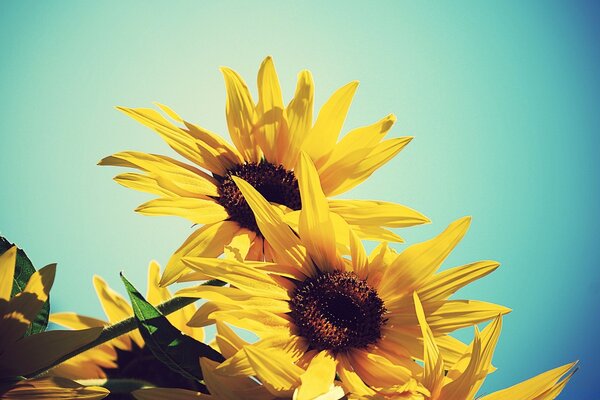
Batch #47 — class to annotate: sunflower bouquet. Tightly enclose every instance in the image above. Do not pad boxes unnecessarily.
[0,57,576,399]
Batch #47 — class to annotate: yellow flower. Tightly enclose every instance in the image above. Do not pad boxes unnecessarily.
[100,56,429,286]
[342,293,577,400]
[0,245,108,399]
[177,154,509,398]
[50,261,204,391]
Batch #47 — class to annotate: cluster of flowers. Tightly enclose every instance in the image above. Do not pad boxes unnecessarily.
[0,57,576,399]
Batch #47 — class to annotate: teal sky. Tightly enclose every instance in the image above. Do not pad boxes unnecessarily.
[1,1,598,397]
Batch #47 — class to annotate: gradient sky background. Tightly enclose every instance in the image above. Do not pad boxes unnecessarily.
[1,1,598,397]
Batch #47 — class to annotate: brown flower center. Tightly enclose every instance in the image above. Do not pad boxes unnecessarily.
[289,271,387,353]
[216,161,302,235]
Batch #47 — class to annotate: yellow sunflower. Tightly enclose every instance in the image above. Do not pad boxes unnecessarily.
[132,321,345,400]
[99,56,429,286]
[0,245,108,399]
[176,153,509,395]
[341,293,577,399]
[50,261,204,392]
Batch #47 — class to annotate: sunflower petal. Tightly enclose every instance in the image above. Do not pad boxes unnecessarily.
[297,152,339,272]
[328,199,429,228]
[378,217,471,300]
[0,246,17,301]
[232,176,314,276]
[161,221,240,286]
[115,107,229,175]
[221,67,259,162]
[302,81,359,163]
[413,292,444,397]
[480,362,578,400]
[255,56,286,164]
[1,377,109,399]
[135,197,228,225]
[244,346,303,396]
[283,70,314,169]
[0,327,102,378]
[322,136,412,197]
[418,261,500,303]
[296,351,337,400]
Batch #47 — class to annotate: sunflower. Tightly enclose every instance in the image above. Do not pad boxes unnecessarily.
[99,56,429,286]
[131,321,345,400]
[50,261,204,393]
[0,245,108,399]
[176,153,509,395]
[341,293,577,399]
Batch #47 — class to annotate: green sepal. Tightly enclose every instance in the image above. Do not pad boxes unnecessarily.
[0,236,50,335]
[120,273,224,383]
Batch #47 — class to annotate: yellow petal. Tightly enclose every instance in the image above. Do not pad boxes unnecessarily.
[1,377,109,399]
[200,358,270,400]
[113,172,177,197]
[161,221,240,286]
[413,293,444,397]
[318,114,396,174]
[282,70,314,169]
[181,257,290,300]
[215,321,248,359]
[349,229,368,280]
[351,224,405,243]
[328,199,429,228]
[244,346,303,396]
[99,151,219,197]
[224,229,256,262]
[378,217,471,301]
[183,119,244,166]
[0,246,17,301]
[321,137,412,197]
[92,276,132,324]
[480,362,578,400]
[135,197,228,225]
[232,176,314,276]
[388,300,510,334]
[442,317,502,400]
[336,354,376,397]
[347,349,413,387]
[302,81,359,163]
[50,313,107,330]
[221,67,259,162]
[115,107,229,175]
[0,327,102,378]
[296,351,337,400]
[255,56,286,164]
[0,264,56,345]
[418,260,500,303]
[297,152,340,272]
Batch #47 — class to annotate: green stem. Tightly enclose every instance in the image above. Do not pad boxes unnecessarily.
[27,279,224,379]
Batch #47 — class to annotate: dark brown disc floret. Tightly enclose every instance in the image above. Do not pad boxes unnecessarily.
[289,270,387,353]
[216,161,301,234]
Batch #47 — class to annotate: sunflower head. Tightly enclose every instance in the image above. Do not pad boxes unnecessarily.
[216,160,301,234]
[289,270,387,353]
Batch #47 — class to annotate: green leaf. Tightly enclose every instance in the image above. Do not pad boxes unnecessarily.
[121,273,224,383]
[0,236,50,335]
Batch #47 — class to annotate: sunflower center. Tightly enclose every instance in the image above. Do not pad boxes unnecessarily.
[216,161,301,234]
[289,270,387,353]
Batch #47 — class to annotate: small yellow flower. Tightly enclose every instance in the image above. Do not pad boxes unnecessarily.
[100,56,429,286]
[50,261,203,391]
[177,154,509,398]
